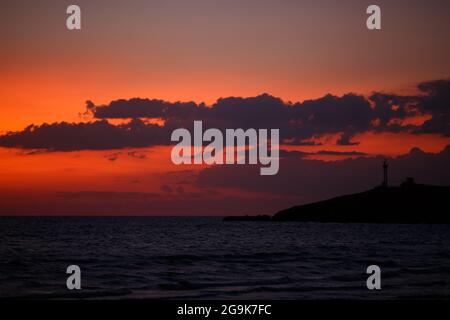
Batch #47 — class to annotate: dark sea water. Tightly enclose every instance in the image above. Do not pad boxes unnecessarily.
[0,217,449,300]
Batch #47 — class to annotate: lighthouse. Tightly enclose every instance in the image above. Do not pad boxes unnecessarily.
[382,159,388,187]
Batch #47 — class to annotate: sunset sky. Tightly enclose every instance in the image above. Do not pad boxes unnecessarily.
[1,0,449,215]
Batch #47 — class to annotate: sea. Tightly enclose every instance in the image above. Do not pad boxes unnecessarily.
[0,217,449,300]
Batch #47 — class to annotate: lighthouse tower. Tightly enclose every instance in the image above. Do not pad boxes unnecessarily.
[382,159,388,187]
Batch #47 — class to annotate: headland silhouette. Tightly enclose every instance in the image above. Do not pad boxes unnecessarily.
[224,161,450,224]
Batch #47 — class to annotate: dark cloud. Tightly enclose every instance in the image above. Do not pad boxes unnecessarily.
[61,191,160,199]
[417,79,450,114]
[87,98,203,120]
[291,94,373,139]
[279,150,309,158]
[336,133,360,146]
[1,79,449,151]
[278,149,367,158]
[0,119,168,151]
[369,92,419,127]
[315,150,367,156]
[160,184,173,193]
[414,79,450,136]
[107,153,119,161]
[104,150,149,161]
[175,186,184,194]
[127,151,148,159]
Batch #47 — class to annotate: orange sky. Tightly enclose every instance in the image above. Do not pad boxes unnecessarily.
[2,0,450,132]
[1,0,450,214]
